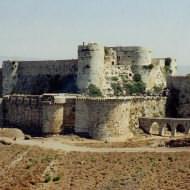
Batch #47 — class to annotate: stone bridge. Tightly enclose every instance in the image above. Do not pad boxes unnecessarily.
[139,117,190,137]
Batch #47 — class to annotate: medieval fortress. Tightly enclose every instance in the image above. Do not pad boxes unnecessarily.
[77,43,176,96]
[0,42,190,141]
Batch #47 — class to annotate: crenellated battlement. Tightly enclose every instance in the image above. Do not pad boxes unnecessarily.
[75,96,166,102]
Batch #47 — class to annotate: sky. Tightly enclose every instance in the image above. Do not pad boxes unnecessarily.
[0,0,190,71]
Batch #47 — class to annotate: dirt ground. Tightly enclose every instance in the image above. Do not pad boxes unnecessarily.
[0,142,190,190]
[38,134,190,148]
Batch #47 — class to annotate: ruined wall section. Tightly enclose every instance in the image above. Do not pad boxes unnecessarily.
[103,47,133,96]
[101,46,176,96]
[75,97,166,140]
[2,60,78,95]
[134,58,177,92]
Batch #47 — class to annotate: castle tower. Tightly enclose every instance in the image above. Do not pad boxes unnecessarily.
[113,46,152,66]
[77,43,105,93]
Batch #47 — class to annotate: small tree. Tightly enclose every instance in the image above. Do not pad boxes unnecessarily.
[111,76,119,81]
[123,81,145,95]
[153,85,163,94]
[133,81,146,94]
[111,83,123,96]
[133,73,141,82]
[87,84,102,97]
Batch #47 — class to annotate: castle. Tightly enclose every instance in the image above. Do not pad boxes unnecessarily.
[77,43,176,96]
[3,43,176,96]
[1,42,189,141]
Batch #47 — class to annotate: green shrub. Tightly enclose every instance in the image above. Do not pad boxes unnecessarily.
[111,76,119,81]
[143,64,154,70]
[121,75,129,83]
[44,175,51,183]
[53,176,61,182]
[88,84,102,97]
[111,83,123,96]
[165,65,172,74]
[133,73,142,82]
[153,86,163,94]
[123,81,145,95]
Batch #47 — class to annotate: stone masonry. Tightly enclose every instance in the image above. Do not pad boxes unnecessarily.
[2,43,176,97]
[2,60,78,96]
[2,94,76,136]
[75,96,166,140]
[0,43,182,140]
[139,117,190,137]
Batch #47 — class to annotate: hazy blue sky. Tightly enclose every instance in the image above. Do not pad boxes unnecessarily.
[0,0,190,67]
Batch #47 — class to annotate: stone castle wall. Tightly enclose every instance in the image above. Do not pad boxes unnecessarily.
[3,95,42,135]
[112,46,152,66]
[137,58,177,92]
[2,60,78,95]
[77,43,176,96]
[0,94,166,139]
[167,76,190,117]
[2,94,76,136]
[1,43,176,97]
[75,97,166,140]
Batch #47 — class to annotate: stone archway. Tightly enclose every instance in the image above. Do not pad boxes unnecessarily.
[165,123,172,136]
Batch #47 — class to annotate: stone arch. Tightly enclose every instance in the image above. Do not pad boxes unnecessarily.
[176,123,185,133]
[165,123,172,136]
[149,121,160,135]
[166,123,172,131]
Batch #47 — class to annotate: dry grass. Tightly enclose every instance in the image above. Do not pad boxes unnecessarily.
[0,144,190,190]
[72,138,157,148]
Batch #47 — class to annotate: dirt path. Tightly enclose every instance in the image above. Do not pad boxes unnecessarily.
[9,138,190,153]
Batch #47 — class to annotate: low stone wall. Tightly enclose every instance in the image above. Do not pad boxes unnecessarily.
[75,96,166,140]
[2,94,76,136]
[3,95,42,135]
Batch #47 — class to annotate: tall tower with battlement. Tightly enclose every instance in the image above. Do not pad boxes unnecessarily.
[77,43,105,93]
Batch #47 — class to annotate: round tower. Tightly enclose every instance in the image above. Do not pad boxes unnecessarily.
[132,47,152,66]
[113,46,152,66]
[77,43,105,93]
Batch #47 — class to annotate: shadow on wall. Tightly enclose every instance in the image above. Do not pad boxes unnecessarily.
[16,74,79,95]
[166,88,180,117]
